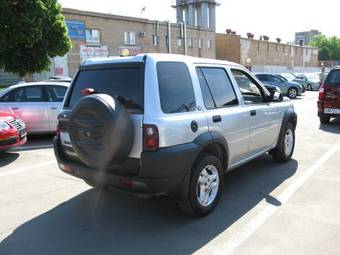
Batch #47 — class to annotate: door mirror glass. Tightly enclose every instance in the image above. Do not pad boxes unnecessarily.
[270,90,283,102]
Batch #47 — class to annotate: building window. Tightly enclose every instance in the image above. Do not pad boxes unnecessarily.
[86,29,101,45]
[188,38,193,48]
[198,38,203,49]
[124,32,136,45]
[165,36,169,46]
[153,34,158,46]
[194,8,198,26]
[177,38,182,47]
[207,39,212,49]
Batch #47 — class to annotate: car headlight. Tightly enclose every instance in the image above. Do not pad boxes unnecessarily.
[0,121,10,130]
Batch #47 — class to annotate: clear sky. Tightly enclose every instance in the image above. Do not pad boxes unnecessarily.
[58,0,339,43]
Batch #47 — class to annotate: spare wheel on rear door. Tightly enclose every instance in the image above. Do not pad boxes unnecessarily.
[68,94,133,169]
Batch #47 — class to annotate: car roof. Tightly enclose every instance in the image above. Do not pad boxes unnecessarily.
[81,53,244,69]
[0,81,69,97]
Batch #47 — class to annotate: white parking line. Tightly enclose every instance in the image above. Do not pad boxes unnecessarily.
[0,161,55,177]
[212,140,340,255]
[10,144,53,152]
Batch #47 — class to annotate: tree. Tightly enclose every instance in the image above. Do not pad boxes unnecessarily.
[310,34,340,61]
[0,0,71,78]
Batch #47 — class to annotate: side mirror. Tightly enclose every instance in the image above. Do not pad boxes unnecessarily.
[270,90,283,102]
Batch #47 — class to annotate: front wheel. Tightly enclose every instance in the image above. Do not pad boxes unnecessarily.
[307,84,312,91]
[271,122,295,163]
[178,154,224,217]
[287,88,298,99]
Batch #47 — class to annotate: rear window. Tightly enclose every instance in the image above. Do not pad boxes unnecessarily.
[67,66,144,111]
[325,70,340,86]
[157,62,196,114]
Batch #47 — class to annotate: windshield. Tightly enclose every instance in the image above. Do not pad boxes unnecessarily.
[305,73,320,82]
[67,66,144,111]
[325,70,340,86]
[280,73,295,81]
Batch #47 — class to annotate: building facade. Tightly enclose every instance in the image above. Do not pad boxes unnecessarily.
[295,30,321,46]
[216,33,319,73]
[62,8,216,77]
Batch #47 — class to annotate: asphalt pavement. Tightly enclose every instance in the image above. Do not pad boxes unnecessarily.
[0,91,339,255]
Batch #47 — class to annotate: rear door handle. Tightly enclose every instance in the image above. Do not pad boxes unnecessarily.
[12,107,19,110]
[212,115,222,123]
[250,110,257,116]
[50,107,58,110]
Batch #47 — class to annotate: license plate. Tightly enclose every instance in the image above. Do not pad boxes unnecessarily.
[60,132,72,147]
[324,108,340,114]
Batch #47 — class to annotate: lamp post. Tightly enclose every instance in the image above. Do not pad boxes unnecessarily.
[320,62,325,81]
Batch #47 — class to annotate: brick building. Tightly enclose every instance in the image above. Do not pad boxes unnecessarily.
[62,8,216,77]
[216,33,319,73]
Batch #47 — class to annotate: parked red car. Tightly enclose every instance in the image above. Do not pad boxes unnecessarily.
[318,68,340,124]
[0,112,27,151]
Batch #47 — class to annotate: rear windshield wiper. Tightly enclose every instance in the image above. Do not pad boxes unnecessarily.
[115,95,143,110]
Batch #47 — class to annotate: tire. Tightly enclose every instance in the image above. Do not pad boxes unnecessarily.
[68,94,133,169]
[178,153,224,217]
[307,84,312,91]
[319,115,330,124]
[287,88,298,99]
[271,122,295,163]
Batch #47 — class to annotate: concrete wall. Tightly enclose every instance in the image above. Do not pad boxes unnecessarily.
[216,34,319,73]
[63,8,216,77]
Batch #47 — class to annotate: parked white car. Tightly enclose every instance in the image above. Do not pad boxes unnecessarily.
[0,82,69,134]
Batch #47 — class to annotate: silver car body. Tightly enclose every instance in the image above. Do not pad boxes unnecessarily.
[60,54,294,171]
[295,73,320,90]
[0,82,69,133]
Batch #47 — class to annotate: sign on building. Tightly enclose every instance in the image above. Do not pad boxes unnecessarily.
[66,20,86,40]
[54,55,69,77]
[80,45,109,63]
[118,46,143,56]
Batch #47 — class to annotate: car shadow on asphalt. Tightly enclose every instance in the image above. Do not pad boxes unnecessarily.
[11,134,54,152]
[0,155,298,255]
[319,118,340,134]
[0,152,20,168]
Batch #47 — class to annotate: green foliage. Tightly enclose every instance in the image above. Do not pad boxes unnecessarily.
[310,34,340,61]
[0,0,72,77]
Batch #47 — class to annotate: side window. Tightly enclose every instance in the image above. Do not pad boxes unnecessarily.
[24,86,44,102]
[267,75,281,83]
[197,67,238,108]
[157,62,196,114]
[46,86,67,102]
[256,74,268,82]
[196,68,215,109]
[231,69,264,104]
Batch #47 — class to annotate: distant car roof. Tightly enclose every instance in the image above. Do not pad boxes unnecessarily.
[0,81,69,97]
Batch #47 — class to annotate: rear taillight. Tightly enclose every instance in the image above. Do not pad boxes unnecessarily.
[319,83,325,100]
[81,88,96,96]
[143,124,159,151]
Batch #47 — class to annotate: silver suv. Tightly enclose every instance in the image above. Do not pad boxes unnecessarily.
[54,54,297,217]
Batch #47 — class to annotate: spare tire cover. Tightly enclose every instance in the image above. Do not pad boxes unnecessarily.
[68,94,133,169]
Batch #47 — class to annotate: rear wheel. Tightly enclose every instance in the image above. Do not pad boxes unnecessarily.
[319,115,330,124]
[287,88,298,99]
[178,154,223,217]
[271,122,295,163]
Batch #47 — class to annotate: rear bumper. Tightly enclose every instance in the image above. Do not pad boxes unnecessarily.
[318,100,340,116]
[53,136,199,195]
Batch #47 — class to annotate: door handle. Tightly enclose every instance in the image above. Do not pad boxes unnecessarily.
[212,115,222,123]
[250,110,257,116]
[50,107,58,110]
[11,107,19,110]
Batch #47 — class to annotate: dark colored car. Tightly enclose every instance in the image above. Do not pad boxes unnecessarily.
[255,73,304,99]
[0,111,27,151]
[318,68,340,123]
